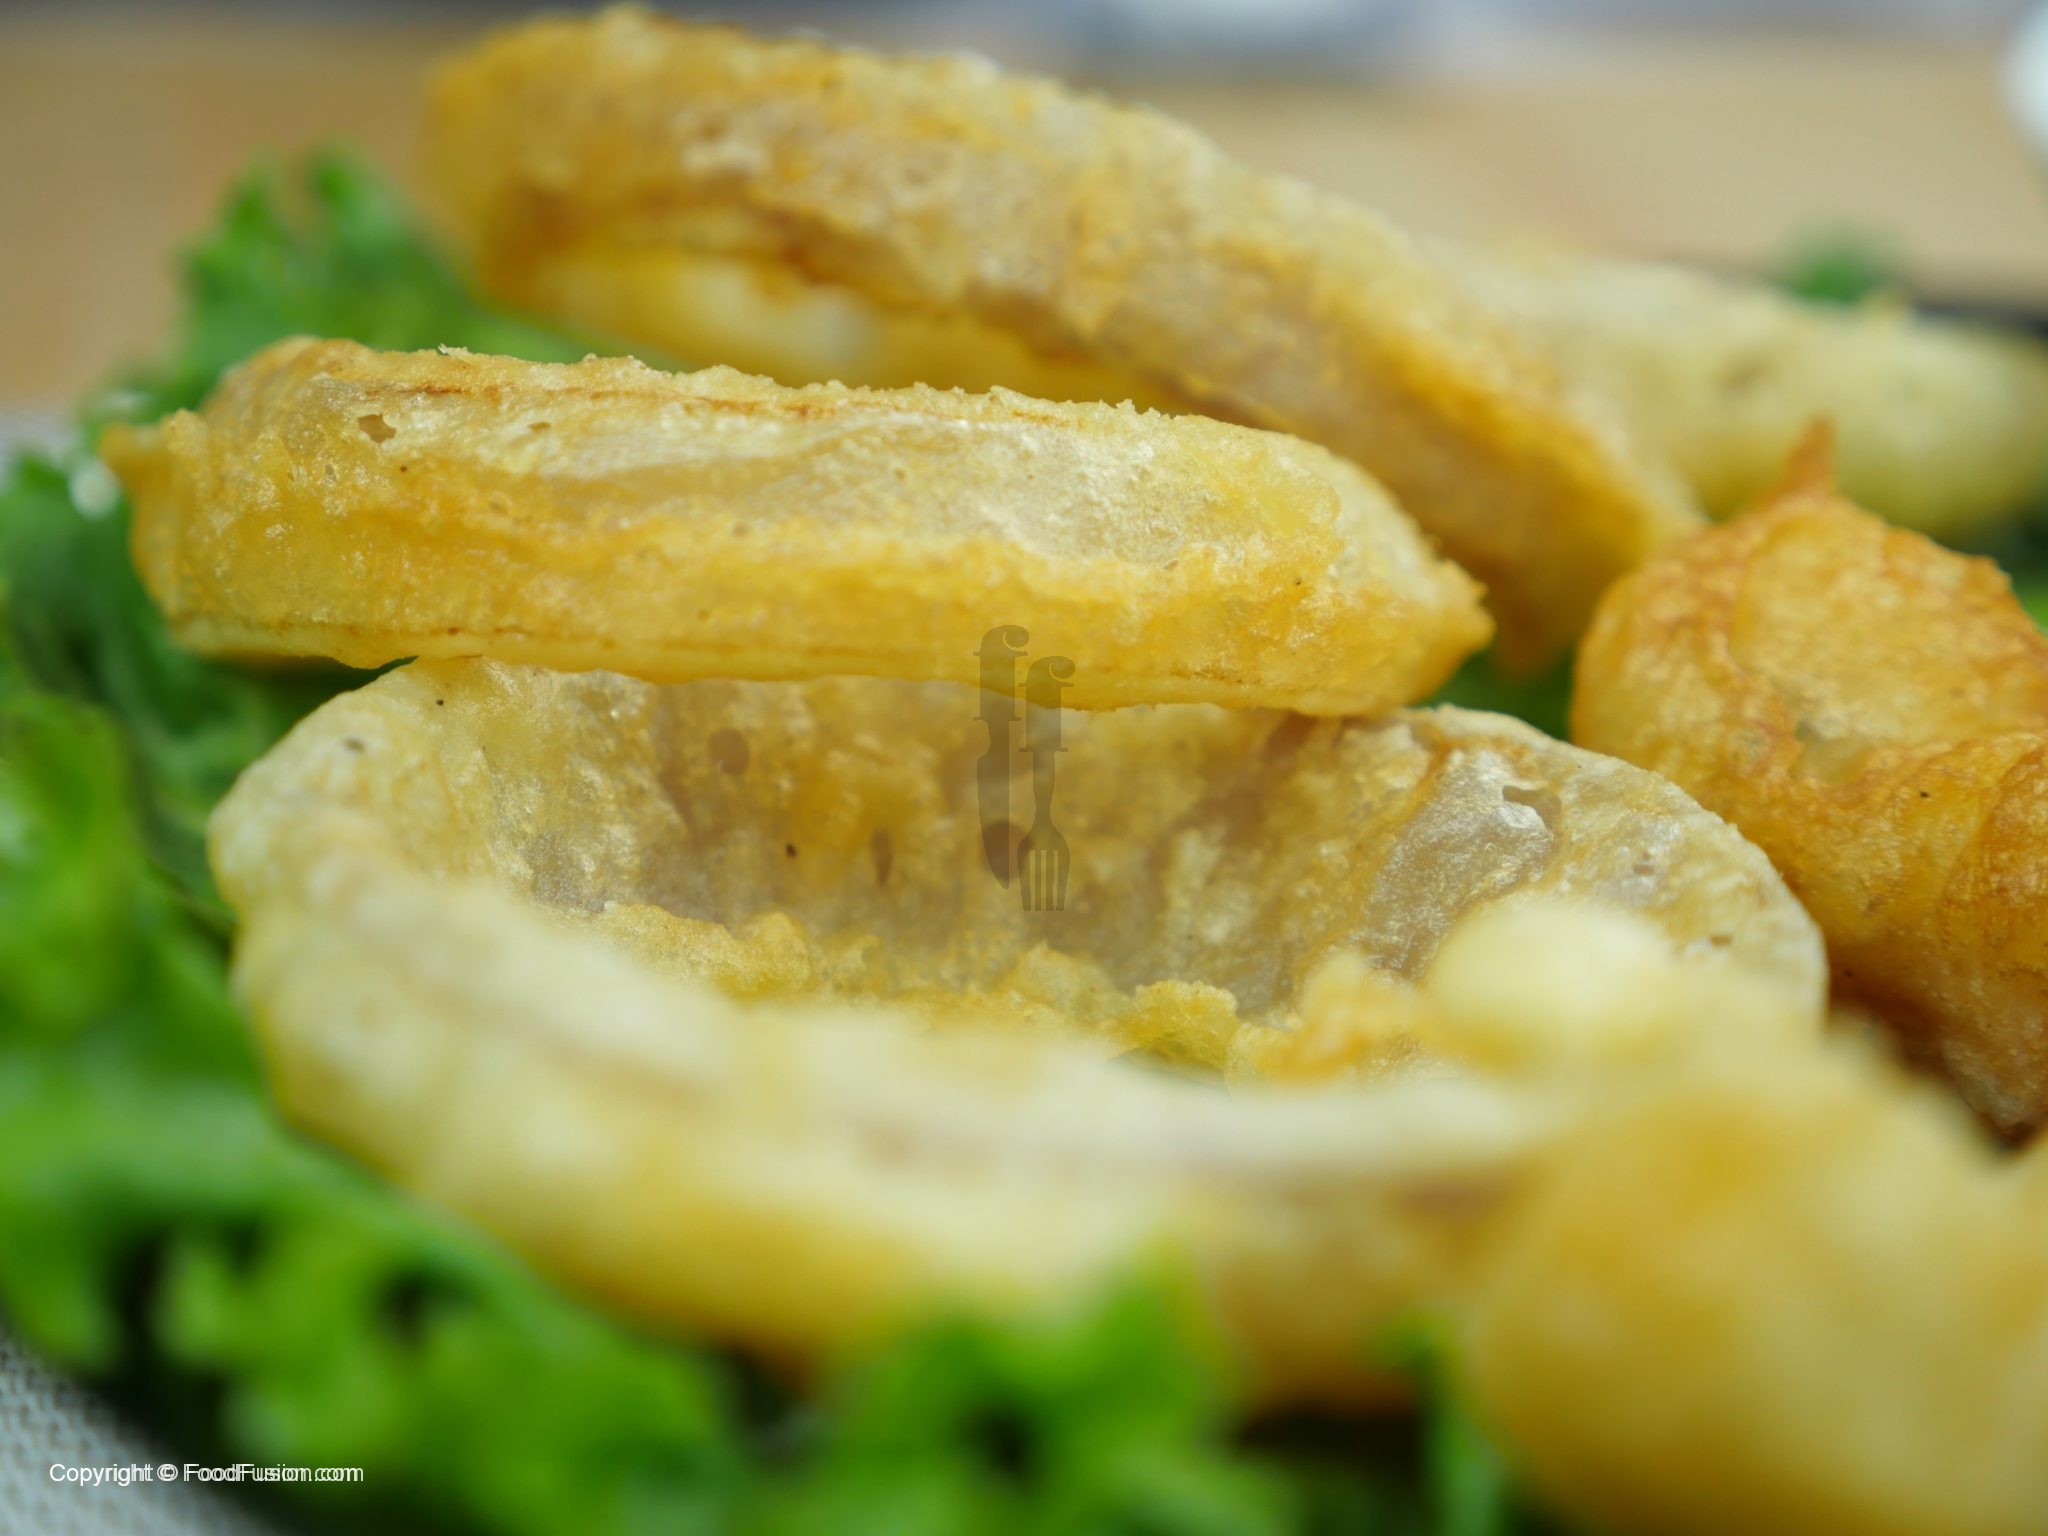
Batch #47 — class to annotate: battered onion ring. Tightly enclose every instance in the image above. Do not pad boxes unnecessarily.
[208,660,1822,1401]
[423,7,1700,666]
[101,338,1487,716]
[1574,437,2048,1133]
[1444,242,2048,542]
[502,240,1196,417]
[1467,1045,2048,1536]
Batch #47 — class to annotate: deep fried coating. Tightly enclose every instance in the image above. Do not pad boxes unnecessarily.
[1574,439,2048,1132]
[208,660,1822,1399]
[507,241,1195,414]
[521,220,2048,549]
[1466,1044,2048,1536]
[424,7,1700,666]
[1447,242,2048,541]
[1218,899,1816,1086]
[101,337,1487,715]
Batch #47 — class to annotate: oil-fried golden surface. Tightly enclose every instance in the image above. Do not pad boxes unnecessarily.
[1574,441,2048,1133]
[1467,1046,2048,1536]
[507,241,1195,415]
[102,338,1487,714]
[424,7,1701,666]
[1448,243,2048,542]
[208,659,1822,1400]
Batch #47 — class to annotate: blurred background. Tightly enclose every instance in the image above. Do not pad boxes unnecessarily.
[7,0,2048,409]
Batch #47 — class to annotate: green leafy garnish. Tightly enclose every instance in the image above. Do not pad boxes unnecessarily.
[0,447,348,923]
[100,151,590,431]
[1774,229,1901,308]
[2,151,599,917]
[1426,649,1574,741]
[1377,1322,1551,1536]
[756,1288,1293,1536]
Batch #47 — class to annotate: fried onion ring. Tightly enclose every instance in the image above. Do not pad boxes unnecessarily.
[1574,437,2048,1133]
[498,239,1196,416]
[102,337,1486,715]
[423,7,1700,666]
[1468,1045,2048,1536]
[1445,242,2048,542]
[208,660,1822,1400]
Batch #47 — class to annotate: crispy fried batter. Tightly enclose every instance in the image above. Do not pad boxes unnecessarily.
[1574,438,2048,1132]
[423,7,1700,666]
[1467,1045,2048,1536]
[506,240,1195,414]
[101,337,1487,715]
[1447,243,2048,542]
[1218,899,1814,1086]
[208,660,1822,1399]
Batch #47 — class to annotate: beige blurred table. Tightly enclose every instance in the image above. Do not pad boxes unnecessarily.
[8,9,2048,406]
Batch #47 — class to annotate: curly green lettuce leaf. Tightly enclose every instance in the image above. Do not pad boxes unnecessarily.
[1377,1321,1564,1536]
[0,1065,744,1536]
[1,152,622,918]
[0,448,349,923]
[755,1287,1293,1536]
[0,676,255,1079]
[98,151,592,430]
[1774,228,1902,308]
[1425,649,1573,740]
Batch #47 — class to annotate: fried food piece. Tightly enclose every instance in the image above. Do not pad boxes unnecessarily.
[1466,1044,2048,1536]
[1214,898,1816,1086]
[424,7,1700,666]
[209,660,1822,1399]
[508,240,1195,414]
[101,337,1487,716]
[1447,242,2048,542]
[538,231,2048,549]
[1574,437,2048,1133]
